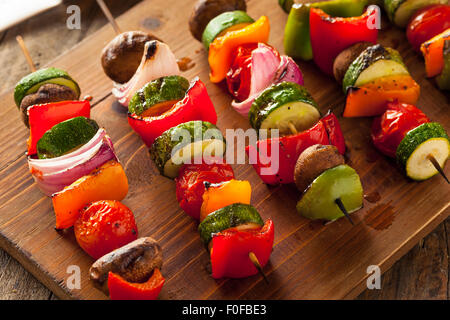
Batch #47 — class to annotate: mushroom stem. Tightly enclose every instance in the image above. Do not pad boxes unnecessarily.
[16,36,36,72]
[96,0,122,35]
[335,198,354,225]
[248,252,269,284]
[288,122,298,135]
[427,154,449,184]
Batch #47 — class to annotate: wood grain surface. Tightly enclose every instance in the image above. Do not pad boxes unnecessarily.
[0,0,448,300]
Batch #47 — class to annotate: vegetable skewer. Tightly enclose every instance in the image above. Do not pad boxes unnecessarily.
[294,144,363,222]
[372,102,449,182]
[280,1,449,182]
[96,17,276,280]
[14,39,165,300]
[188,1,347,180]
[188,0,364,225]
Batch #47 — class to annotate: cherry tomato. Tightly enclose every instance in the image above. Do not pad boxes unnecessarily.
[407,5,450,52]
[226,43,259,101]
[74,200,138,259]
[175,160,234,220]
[371,102,430,158]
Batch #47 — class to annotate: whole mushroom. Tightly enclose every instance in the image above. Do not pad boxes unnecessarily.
[189,0,247,41]
[89,237,163,294]
[20,83,79,127]
[294,144,345,193]
[101,31,161,84]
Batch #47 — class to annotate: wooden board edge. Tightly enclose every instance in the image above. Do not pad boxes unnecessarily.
[0,230,74,300]
[1,203,447,300]
[342,203,449,300]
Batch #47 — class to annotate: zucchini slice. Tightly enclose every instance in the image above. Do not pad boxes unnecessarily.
[198,203,264,245]
[249,82,319,136]
[14,68,80,107]
[150,121,226,179]
[202,11,254,50]
[396,122,450,181]
[37,117,99,159]
[385,0,448,28]
[128,76,190,116]
[354,59,409,87]
[296,164,363,221]
[343,45,407,93]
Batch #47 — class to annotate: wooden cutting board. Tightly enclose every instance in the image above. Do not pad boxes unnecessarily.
[0,0,448,300]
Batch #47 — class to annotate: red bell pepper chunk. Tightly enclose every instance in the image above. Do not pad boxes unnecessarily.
[246,120,329,185]
[108,268,165,300]
[371,102,430,158]
[128,78,217,147]
[321,111,346,155]
[175,160,235,220]
[27,100,91,155]
[210,219,274,279]
[309,7,378,75]
[226,43,260,102]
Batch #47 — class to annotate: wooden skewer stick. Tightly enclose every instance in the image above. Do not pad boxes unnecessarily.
[16,35,36,72]
[335,198,354,225]
[248,252,269,284]
[288,122,298,135]
[96,0,122,35]
[428,154,449,184]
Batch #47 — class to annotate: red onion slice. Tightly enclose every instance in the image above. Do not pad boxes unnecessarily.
[112,40,180,107]
[231,44,304,118]
[28,129,118,196]
[28,129,107,174]
[231,43,280,117]
[275,56,304,86]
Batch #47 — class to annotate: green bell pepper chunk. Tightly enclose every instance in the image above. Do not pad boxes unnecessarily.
[279,0,296,13]
[284,0,368,61]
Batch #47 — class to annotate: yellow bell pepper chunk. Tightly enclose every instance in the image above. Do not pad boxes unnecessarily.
[208,16,270,83]
[200,179,252,222]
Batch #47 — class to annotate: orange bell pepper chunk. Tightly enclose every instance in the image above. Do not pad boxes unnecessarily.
[343,75,420,118]
[52,160,128,230]
[200,179,252,222]
[208,16,270,83]
[420,28,450,78]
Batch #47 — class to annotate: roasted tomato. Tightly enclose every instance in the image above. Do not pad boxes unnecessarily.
[371,102,430,158]
[175,160,234,220]
[407,5,450,52]
[226,43,259,101]
[74,200,138,259]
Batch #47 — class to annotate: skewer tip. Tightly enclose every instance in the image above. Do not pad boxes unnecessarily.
[427,155,449,184]
[248,252,269,284]
[16,35,36,72]
[96,0,122,35]
[335,198,354,225]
